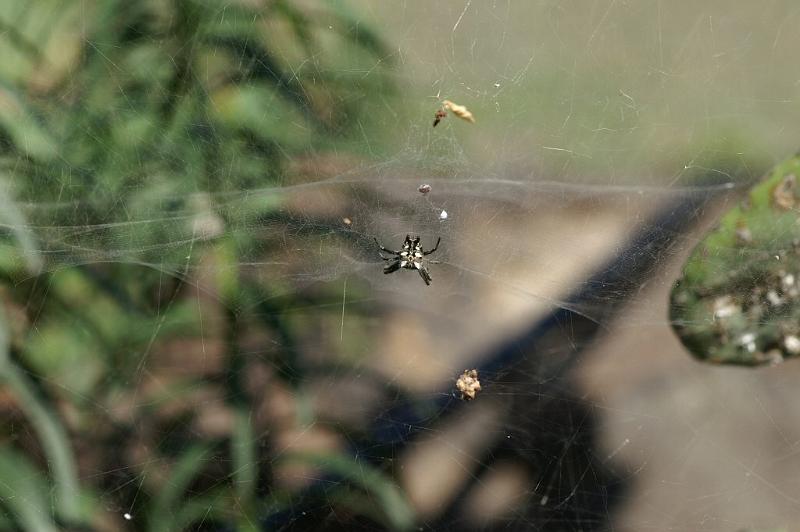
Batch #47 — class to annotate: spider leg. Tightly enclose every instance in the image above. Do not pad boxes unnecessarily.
[383,260,402,274]
[423,237,441,256]
[417,264,432,285]
[374,237,400,256]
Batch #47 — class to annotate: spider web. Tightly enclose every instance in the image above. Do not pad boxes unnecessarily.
[0,2,799,532]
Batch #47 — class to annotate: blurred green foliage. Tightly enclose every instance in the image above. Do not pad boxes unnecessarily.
[0,0,391,261]
[0,1,413,530]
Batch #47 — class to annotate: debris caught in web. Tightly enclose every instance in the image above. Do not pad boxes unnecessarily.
[418,184,432,194]
[439,210,448,220]
[342,217,352,226]
[432,100,475,127]
[455,369,482,401]
[443,100,475,124]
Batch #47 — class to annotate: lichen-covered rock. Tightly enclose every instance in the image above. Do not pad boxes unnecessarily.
[671,154,800,365]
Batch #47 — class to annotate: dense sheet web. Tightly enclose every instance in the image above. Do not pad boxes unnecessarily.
[3,163,733,529]
[1,2,799,532]
[9,168,727,319]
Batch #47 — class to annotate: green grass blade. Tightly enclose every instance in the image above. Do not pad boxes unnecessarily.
[0,299,81,524]
[0,178,43,275]
[170,488,230,531]
[149,443,213,532]
[0,362,82,523]
[231,410,258,532]
[0,446,59,532]
[280,452,415,531]
[326,0,393,60]
[232,410,256,501]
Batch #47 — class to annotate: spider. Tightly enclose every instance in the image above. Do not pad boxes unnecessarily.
[374,234,441,285]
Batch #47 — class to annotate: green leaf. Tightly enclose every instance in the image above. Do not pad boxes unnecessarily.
[0,85,58,162]
[671,153,800,365]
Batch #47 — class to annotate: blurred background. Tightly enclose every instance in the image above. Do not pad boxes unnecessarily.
[0,1,799,531]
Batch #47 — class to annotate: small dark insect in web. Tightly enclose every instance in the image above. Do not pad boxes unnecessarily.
[374,234,441,285]
[432,108,447,127]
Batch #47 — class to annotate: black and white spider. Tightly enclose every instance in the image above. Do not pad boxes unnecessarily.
[374,234,441,285]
